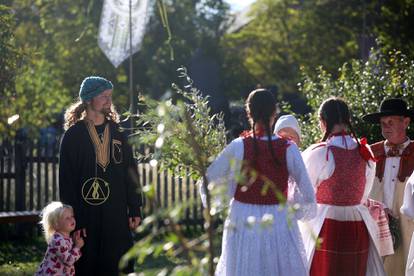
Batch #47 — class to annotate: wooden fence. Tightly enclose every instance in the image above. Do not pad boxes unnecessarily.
[0,138,203,227]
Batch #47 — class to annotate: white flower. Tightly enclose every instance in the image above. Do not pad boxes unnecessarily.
[149,159,158,167]
[163,241,174,251]
[260,213,275,228]
[157,123,165,133]
[262,213,274,223]
[246,216,256,228]
[207,182,215,191]
[293,203,301,211]
[210,207,217,216]
[201,257,209,265]
[155,137,164,148]
[7,114,19,125]
[157,106,166,116]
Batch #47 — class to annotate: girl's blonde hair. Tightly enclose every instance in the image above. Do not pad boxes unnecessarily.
[40,201,73,243]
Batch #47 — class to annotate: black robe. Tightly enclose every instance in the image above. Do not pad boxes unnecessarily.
[59,120,142,276]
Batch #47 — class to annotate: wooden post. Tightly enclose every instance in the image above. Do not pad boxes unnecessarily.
[14,139,26,211]
[14,138,28,237]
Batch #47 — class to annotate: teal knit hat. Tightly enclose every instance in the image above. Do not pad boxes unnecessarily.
[79,76,113,102]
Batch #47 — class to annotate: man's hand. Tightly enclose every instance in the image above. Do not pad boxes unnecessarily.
[128,216,141,230]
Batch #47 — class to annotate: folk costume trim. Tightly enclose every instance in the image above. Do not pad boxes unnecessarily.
[84,120,110,171]
[385,140,407,157]
[371,140,414,182]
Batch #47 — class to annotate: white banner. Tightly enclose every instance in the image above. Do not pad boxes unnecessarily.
[98,0,151,68]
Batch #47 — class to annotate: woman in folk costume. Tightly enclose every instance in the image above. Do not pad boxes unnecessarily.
[300,97,386,276]
[200,89,316,276]
[401,171,414,276]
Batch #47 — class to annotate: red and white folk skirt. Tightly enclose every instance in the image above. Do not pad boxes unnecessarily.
[310,218,370,276]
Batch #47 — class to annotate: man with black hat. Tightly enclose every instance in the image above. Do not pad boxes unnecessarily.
[363,98,414,276]
[59,76,143,275]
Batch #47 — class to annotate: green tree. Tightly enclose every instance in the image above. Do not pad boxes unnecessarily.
[220,0,414,105]
[0,5,21,138]
[133,0,229,99]
[374,0,414,58]
[12,0,123,104]
[1,4,69,139]
[298,48,414,148]
[0,0,120,138]
[221,0,368,99]
[0,0,230,138]
[128,68,227,275]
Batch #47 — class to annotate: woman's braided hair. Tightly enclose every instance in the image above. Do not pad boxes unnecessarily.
[318,97,364,158]
[245,89,279,167]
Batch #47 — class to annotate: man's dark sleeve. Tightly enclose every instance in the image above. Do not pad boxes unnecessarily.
[124,138,143,218]
[59,130,77,208]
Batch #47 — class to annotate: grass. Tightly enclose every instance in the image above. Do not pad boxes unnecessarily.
[0,226,222,276]
[0,235,46,276]
[0,235,178,276]
[133,254,182,275]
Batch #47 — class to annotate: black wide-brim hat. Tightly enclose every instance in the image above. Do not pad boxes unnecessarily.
[362,98,414,124]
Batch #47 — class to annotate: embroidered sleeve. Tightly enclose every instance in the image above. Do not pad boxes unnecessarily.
[302,143,333,188]
[286,143,316,220]
[52,237,82,266]
[199,138,243,208]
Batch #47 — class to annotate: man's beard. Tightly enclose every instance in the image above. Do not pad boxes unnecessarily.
[102,106,111,116]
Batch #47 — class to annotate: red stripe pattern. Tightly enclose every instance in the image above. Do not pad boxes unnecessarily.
[310,219,369,276]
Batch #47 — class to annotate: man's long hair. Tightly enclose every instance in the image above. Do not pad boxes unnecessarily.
[64,100,120,130]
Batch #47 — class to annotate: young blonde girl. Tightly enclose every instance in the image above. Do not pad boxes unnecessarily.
[36,201,84,276]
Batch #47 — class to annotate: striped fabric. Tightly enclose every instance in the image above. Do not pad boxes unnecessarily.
[365,198,394,256]
[310,219,369,276]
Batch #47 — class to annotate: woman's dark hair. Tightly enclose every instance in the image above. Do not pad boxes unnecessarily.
[245,88,279,166]
[318,96,361,148]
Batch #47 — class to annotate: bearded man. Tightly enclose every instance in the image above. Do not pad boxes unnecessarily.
[59,76,142,276]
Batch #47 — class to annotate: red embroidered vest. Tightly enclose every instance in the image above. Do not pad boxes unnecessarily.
[316,147,366,206]
[371,141,414,182]
[234,136,290,205]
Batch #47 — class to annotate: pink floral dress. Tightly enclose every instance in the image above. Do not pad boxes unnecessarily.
[36,232,81,275]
